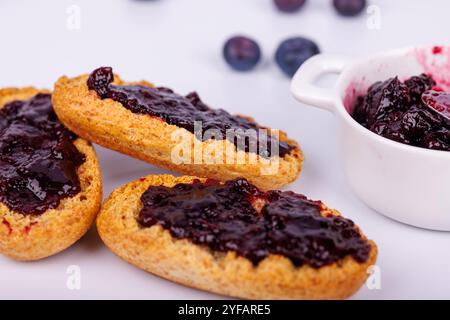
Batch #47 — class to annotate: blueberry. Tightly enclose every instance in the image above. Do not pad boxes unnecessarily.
[275,37,320,77]
[223,36,261,71]
[274,0,306,13]
[332,0,366,17]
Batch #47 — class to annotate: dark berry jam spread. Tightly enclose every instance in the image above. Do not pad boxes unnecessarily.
[138,178,371,268]
[87,67,295,158]
[422,90,450,121]
[0,93,85,215]
[352,74,450,151]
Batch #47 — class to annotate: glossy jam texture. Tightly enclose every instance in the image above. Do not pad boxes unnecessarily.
[0,94,85,215]
[87,67,295,158]
[138,178,371,268]
[352,74,450,151]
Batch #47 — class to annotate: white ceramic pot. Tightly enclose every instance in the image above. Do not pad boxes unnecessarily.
[290,45,450,231]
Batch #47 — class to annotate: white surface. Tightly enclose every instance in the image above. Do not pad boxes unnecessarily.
[0,0,449,300]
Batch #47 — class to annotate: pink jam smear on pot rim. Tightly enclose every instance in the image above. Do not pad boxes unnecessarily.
[344,46,450,112]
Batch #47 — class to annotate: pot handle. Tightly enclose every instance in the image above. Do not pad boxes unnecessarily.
[290,54,349,113]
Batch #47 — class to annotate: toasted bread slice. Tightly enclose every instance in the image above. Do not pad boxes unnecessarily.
[97,174,377,300]
[52,72,303,190]
[0,88,102,261]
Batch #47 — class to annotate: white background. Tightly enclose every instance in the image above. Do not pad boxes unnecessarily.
[0,0,449,299]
